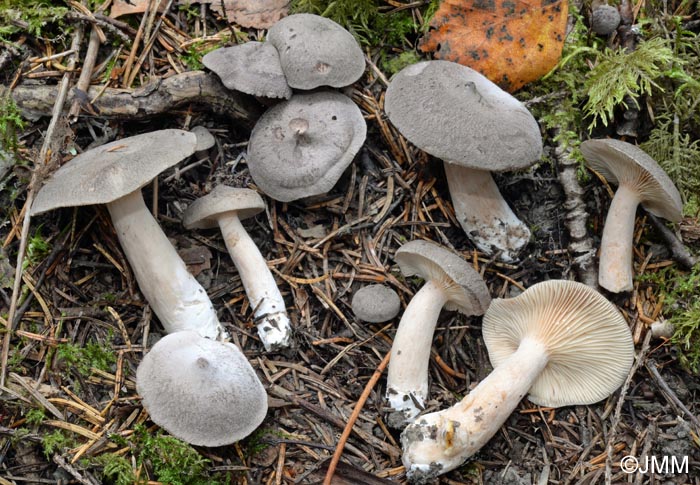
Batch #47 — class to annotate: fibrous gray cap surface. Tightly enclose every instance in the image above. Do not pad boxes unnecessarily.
[136,331,268,447]
[580,139,683,222]
[31,129,196,215]
[384,60,542,172]
[202,42,292,99]
[268,13,365,90]
[183,185,265,230]
[247,91,367,202]
[351,284,401,323]
[483,280,634,407]
[395,240,491,315]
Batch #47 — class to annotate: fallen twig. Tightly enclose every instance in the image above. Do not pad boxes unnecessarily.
[552,134,598,287]
[646,359,700,430]
[323,350,391,485]
[647,213,697,269]
[4,71,260,126]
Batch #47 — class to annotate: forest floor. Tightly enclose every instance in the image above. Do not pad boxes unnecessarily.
[1,0,700,484]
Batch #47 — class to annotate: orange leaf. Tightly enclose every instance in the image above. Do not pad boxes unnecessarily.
[419,0,568,92]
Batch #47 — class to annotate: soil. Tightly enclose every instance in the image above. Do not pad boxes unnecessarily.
[1,2,700,485]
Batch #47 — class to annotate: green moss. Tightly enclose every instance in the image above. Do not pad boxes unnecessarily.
[25,408,46,426]
[0,95,25,152]
[23,227,51,269]
[42,430,74,457]
[382,50,421,75]
[56,340,116,377]
[91,454,136,485]
[0,0,68,39]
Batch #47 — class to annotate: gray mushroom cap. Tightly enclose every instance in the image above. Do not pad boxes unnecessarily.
[31,129,196,215]
[247,91,367,202]
[136,331,268,447]
[483,280,634,407]
[580,139,683,222]
[352,284,401,323]
[395,240,491,315]
[191,126,216,152]
[183,185,265,230]
[202,42,292,99]
[384,60,542,172]
[591,5,621,35]
[267,13,365,90]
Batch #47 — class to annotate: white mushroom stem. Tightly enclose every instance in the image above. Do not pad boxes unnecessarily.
[598,183,640,293]
[386,280,448,428]
[217,213,291,351]
[107,190,223,340]
[443,162,530,263]
[402,338,548,483]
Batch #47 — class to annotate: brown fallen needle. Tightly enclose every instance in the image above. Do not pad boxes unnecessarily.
[323,350,391,485]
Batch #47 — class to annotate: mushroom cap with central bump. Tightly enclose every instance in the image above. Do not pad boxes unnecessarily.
[384,60,542,172]
[30,129,197,215]
[182,185,265,230]
[247,91,367,202]
[191,126,216,152]
[352,284,401,323]
[267,13,365,90]
[136,331,268,447]
[202,42,292,99]
[580,139,682,222]
[395,240,490,315]
[483,279,634,407]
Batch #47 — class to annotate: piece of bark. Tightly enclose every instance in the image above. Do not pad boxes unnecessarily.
[4,71,261,127]
[647,213,697,269]
[553,137,598,287]
[184,0,289,29]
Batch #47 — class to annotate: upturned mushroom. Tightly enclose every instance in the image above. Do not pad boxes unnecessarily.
[31,130,223,339]
[183,185,292,351]
[267,13,365,90]
[580,139,682,293]
[401,280,634,483]
[202,42,292,99]
[351,284,401,323]
[247,91,366,202]
[385,61,543,262]
[386,240,490,429]
[136,330,267,446]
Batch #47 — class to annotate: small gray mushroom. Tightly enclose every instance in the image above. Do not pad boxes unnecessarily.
[202,42,292,99]
[386,240,490,428]
[183,185,292,351]
[385,61,543,262]
[136,331,268,446]
[591,4,621,35]
[267,13,365,89]
[247,91,366,202]
[31,130,223,340]
[581,139,682,293]
[351,284,401,323]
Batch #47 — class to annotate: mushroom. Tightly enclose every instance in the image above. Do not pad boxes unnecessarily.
[351,284,401,323]
[191,125,215,160]
[183,185,292,351]
[384,61,543,262]
[401,280,635,483]
[247,91,367,202]
[267,13,365,90]
[136,330,267,446]
[202,42,292,99]
[580,139,682,293]
[386,240,491,429]
[30,130,223,339]
[590,4,621,35]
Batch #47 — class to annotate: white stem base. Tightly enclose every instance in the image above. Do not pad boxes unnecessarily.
[219,214,292,351]
[107,191,224,340]
[598,184,640,293]
[385,280,448,428]
[402,338,548,483]
[444,163,530,263]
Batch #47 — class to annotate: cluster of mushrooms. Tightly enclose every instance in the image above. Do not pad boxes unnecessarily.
[29,11,685,483]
